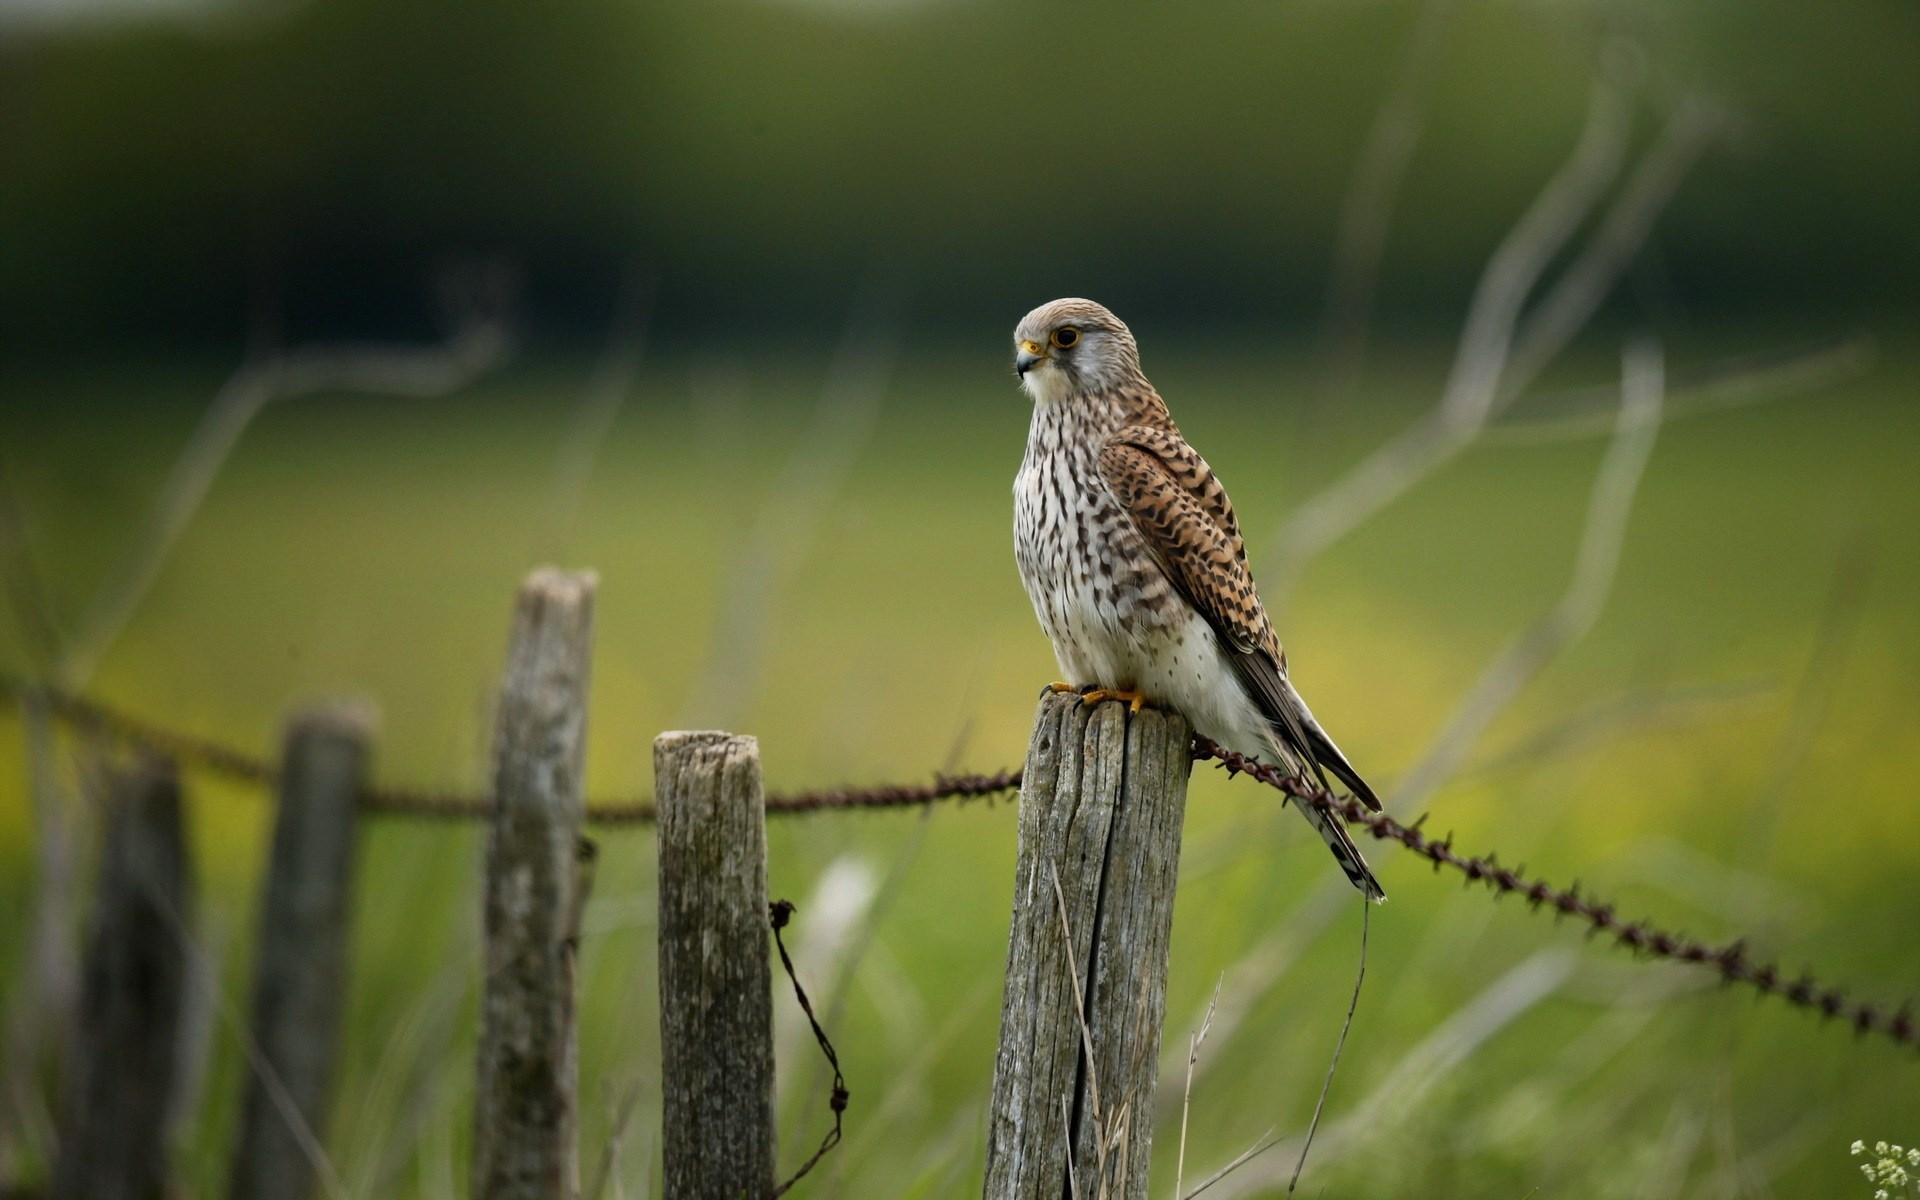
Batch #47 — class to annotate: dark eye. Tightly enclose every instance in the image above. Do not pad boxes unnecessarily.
[1050,327,1080,350]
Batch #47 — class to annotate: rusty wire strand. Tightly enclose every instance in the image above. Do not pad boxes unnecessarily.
[1192,733,1917,1052]
[768,899,849,1198]
[6,675,1914,1051]
[1,677,1018,824]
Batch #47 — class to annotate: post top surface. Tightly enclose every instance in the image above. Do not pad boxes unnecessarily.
[519,565,600,603]
[287,698,381,740]
[654,730,759,753]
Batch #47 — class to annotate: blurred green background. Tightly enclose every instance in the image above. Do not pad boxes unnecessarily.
[3,0,1916,348]
[2,0,1917,1196]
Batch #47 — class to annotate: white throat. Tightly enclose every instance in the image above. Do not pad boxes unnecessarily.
[1020,362,1078,407]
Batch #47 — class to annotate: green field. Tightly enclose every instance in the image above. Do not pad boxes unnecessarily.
[3,329,1917,1197]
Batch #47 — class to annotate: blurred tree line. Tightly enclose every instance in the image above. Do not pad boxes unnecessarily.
[1,0,1913,354]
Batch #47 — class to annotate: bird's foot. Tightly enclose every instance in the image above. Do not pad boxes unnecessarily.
[1080,687,1150,714]
[1042,681,1080,695]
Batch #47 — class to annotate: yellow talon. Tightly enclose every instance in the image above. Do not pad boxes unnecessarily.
[1080,688,1149,714]
[1044,681,1080,695]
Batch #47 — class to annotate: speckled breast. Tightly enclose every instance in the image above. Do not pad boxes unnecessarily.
[1013,405,1179,679]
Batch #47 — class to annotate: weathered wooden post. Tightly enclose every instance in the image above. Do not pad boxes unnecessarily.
[984,692,1193,1200]
[654,730,776,1198]
[228,703,373,1200]
[474,567,597,1200]
[52,756,193,1200]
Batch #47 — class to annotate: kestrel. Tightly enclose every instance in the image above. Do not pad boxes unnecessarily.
[1011,298,1385,901]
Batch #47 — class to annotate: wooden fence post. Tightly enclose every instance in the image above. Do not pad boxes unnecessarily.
[654,730,775,1199]
[983,692,1193,1200]
[52,756,193,1200]
[474,567,597,1200]
[228,703,374,1200]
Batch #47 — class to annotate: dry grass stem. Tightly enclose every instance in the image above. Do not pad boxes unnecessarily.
[543,270,652,559]
[354,960,473,1199]
[1062,1093,1082,1200]
[1484,337,1872,446]
[0,470,80,1172]
[135,797,350,1200]
[678,280,901,727]
[1743,539,1875,857]
[1318,0,1455,387]
[1288,899,1370,1195]
[0,465,62,671]
[1202,950,1576,1199]
[1172,975,1222,1200]
[834,979,994,1167]
[1466,678,1773,778]
[585,1075,648,1200]
[1502,99,1727,397]
[59,303,511,690]
[0,694,78,1171]
[1267,71,1633,587]
[1181,1126,1278,1200]
[1390,339,1665,810]
[1050,861,1109,1189]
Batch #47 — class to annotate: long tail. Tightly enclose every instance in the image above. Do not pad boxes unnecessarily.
[1293,792,1387,902]
[1298,702,1381,812]
[1263,676,1387,901]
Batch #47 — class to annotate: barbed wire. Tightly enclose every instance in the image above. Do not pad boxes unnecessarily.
[13,676,277,785]
[1,676,1020,824]
[6,675,1914,1050]
[1192,734,1916,1052]
[357,769,1025,826]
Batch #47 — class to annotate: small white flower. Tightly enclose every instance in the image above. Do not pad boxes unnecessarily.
[1864,1162,1879,1179]
[1854,1140,1867,1155]
[1873,1190,1887,1200]
[1908,1148,1920,1167]
[1877,1141,1890,1155]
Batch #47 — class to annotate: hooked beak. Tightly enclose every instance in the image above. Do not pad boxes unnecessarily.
[1015,339,1047,376]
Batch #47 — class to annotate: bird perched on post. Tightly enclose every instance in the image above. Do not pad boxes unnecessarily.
[1011,298,1385,901]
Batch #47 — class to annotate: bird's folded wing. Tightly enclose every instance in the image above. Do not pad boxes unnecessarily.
[1102,425,1249,557]
[1100,426,1379,810]
[1098,430,1331,777]
[1097,429,1274,659]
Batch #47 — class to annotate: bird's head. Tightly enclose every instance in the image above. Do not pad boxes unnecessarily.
[1013,298,1142,404]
